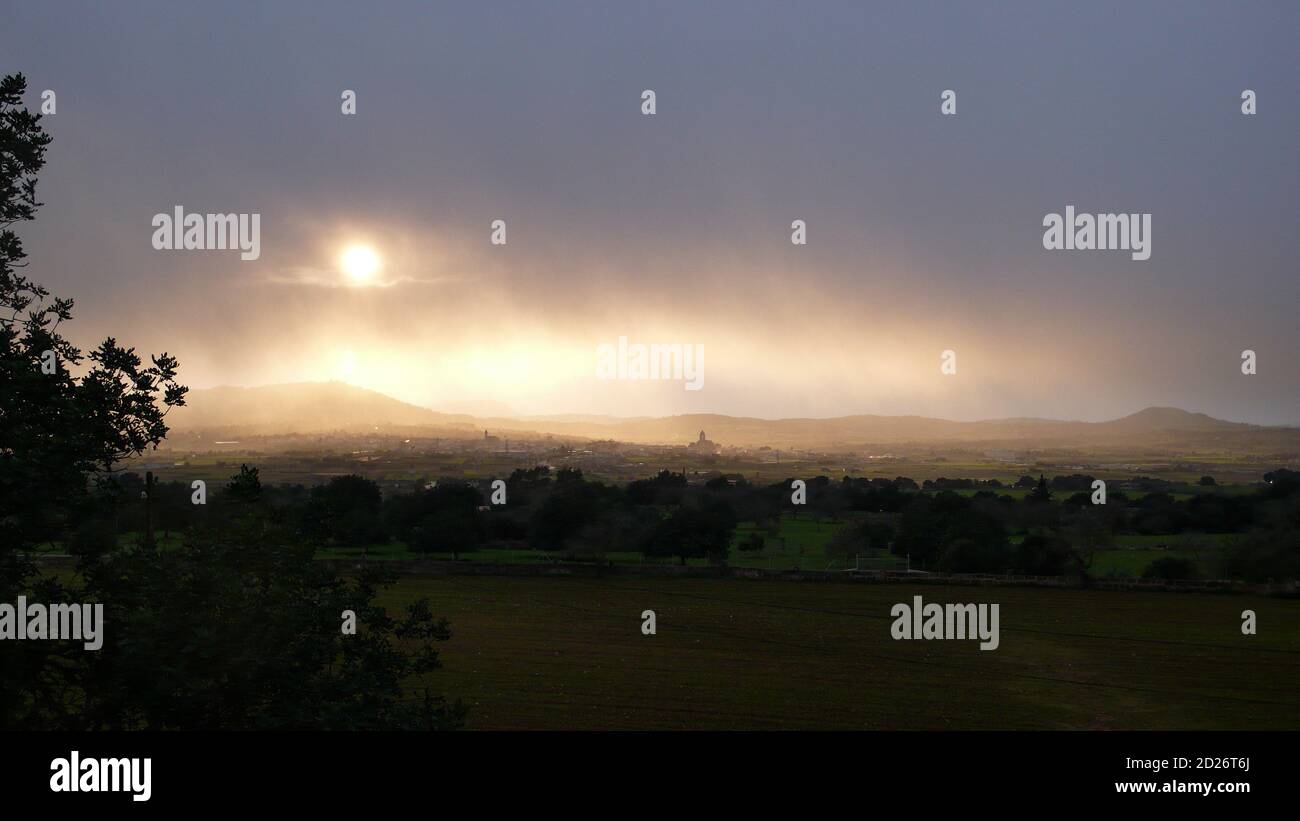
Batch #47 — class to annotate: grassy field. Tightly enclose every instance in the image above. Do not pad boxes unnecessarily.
[1087,534,1238,578]
[379,575,1300,730]
[1090,549,1201,577]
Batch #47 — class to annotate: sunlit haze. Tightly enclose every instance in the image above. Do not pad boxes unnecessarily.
[5,1,1297,423]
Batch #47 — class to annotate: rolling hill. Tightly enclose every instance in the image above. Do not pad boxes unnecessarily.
[166,382,1300,454]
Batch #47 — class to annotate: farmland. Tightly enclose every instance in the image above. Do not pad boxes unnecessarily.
[378,575,1300,730]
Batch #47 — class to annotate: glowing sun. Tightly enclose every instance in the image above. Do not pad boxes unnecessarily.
[340,245,381,286]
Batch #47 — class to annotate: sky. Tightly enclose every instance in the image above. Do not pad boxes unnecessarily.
[4,1,1298,423]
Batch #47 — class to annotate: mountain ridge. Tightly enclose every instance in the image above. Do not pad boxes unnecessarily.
[165,382,1298,452]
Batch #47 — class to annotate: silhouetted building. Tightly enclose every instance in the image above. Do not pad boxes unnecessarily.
[688,429,721,456]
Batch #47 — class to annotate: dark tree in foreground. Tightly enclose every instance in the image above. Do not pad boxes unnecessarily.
[69,508,464,730]
[0,73,185,562]
[0,75,462,730]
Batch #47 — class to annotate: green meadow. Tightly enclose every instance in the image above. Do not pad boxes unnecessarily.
[380,575,1300,730]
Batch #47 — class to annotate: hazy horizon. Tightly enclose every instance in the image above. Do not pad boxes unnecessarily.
[184,380,1295,427]
[5,1,1298,425]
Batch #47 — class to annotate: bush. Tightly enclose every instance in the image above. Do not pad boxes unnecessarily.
[1013,534,1081,576]
[1142,556,1199,581]
[1219,528,1300,582]
[937,538,1012,574]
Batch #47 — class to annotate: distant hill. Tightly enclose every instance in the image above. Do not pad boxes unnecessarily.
[1097,406,1247,432]
[477,405,1275,450]
[168,382,475,434]
[168,382,1299,453]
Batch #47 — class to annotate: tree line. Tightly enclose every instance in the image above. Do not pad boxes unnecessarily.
[98,463,1300,582]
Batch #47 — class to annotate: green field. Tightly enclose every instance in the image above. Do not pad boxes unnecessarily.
[1090,549,1201,577]
[378,575,1300,730]
[1088,534,1239,578]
